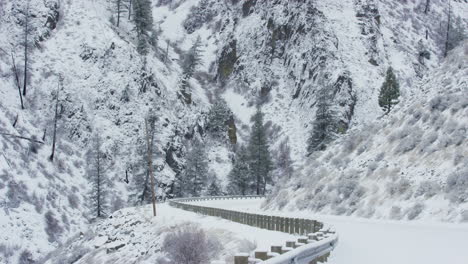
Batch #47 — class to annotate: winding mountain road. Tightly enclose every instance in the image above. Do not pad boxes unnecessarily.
[181,198,468,264]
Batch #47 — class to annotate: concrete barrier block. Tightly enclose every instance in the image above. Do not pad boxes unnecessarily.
[285,241,296,248]
[234,254,249,264]
[271,245,282,254]
[254,251,268,260]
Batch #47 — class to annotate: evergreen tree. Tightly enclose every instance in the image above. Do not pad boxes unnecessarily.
[248,107,273,195]
[179,36,203,103]
[378,67,400,114]
[206,100,232,140]
[227,145,252,195]
[128,140,150,205]
[274,138,294,180]
[87,133,108,218]
[307,87,336,153]
[133,0,154,55]
[206,176,222,196]
[181,139,209,197]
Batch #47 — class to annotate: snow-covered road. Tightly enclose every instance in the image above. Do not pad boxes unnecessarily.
[187,199,468,264]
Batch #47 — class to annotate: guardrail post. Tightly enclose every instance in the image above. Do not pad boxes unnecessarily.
[294,218,300,234]
[284,218,290,234]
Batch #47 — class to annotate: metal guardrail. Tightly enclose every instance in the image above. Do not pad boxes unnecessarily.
[168,195,338,264]
[169,195,322,235]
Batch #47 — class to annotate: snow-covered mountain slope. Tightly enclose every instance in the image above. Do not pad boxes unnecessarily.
[0,0,466,262]
[0,0,214,262]
[265,42,468,222]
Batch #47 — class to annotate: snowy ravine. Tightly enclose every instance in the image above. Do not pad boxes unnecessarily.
[0,0,467,263]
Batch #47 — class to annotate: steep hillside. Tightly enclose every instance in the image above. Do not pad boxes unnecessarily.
[0,0,213,262]
[0,0,466,262]
[265,42,468,222]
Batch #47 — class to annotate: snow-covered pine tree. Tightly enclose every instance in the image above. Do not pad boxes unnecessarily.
[378,67,400,114]
[274,138,294,180]
[227,145,252,195]
[206,100,232,141]
[307,86,336,153]
[133,0,154,55]
[248,107,273,195]
[179,36,203,103]
[181,139,209,197]
[87,133,108,218]
[128,114,159,206]
[206,175,222,196]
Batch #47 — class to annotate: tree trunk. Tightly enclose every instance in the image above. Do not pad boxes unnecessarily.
[145,118,157,217]
[11,54,24,109]
[164,40,170,63]
[444,0,451,58]
[23,3,29,97]
[424,0,430,14]
[117,0,121,27]
[128,0,132,20]
[49,79,60,161]
[97,144,101,217]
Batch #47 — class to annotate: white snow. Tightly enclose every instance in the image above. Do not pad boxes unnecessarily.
[192,198,468,264]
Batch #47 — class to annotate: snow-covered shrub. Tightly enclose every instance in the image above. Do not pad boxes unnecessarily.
[367,161,378,172]
[461,211,468,222]
[453,152,465,166]
[295,193,312,210]
[44,210,64,242]
[395,129,422,154]
[451,127,466,146]
[311,192,330,210]
[31,193,44,213]
[375,152,385,162]
[162,223,222,264]
[67,193,80,209]
[445,169,468,203]
[415,181,440,198]
[18,249,34,264]
[387,178,411,197]
[389,206,402,220]
[356,144,367,155]
[406,203,424,220]
[336,178,358,199]
[429,95,449,112]
[6,181,29,208]
[0,244,17,260]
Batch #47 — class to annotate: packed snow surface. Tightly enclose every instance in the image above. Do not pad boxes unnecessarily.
[192,198,468,264]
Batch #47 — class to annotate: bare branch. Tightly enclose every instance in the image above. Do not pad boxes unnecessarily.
[0,132,44,144]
